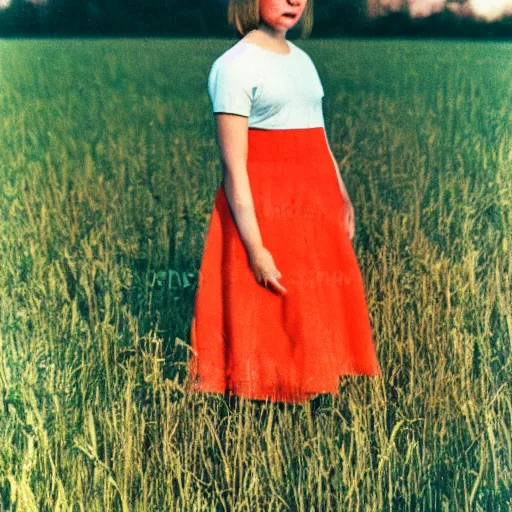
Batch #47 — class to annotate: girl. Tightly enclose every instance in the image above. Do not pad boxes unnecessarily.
[186,0,382,406]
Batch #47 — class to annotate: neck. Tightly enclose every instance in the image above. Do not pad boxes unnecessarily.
[256,23,287,42]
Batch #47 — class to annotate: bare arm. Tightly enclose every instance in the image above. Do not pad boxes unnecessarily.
[323,128,351,205]
[214,112,263,258]
[323,128,356,240]
[212,112,287,294]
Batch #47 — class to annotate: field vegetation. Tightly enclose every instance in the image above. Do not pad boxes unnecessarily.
[0,38,511,510]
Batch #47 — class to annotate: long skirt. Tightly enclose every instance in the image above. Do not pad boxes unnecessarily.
[186,126,382,404]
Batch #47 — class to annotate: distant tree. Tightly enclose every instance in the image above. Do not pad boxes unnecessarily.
[86,0,156,34]
[36,0,89,34]
[0,0,38,34]
[0,0,511,38]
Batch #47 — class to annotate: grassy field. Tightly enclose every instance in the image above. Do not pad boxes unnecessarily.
[0,37,511,510]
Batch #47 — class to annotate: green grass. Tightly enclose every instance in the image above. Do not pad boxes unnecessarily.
[0,38,511,511]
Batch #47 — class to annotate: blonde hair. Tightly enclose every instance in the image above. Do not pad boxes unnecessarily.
[228,0,314,39]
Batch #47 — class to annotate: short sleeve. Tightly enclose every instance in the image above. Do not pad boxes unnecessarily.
[207,58,254,117]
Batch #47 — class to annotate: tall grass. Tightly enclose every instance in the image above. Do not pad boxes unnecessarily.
[0,38,510,510]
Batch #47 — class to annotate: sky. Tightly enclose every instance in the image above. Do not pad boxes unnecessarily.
[1,0,45,7]
[369,0,512,21]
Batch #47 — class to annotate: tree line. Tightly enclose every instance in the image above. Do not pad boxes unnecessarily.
[1,0,511,38]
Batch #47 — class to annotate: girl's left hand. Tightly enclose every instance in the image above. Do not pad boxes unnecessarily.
[344,199,355,241]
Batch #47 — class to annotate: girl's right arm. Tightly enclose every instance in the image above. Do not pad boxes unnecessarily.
[214,112,287,295]
[215,112,263,259]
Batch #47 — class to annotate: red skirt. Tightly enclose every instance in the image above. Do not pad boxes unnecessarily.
[186,127,381,404]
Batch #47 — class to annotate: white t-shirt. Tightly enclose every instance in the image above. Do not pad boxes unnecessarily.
[207,39,325,130]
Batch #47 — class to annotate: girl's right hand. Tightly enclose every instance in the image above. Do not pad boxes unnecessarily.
[248,246,287,296]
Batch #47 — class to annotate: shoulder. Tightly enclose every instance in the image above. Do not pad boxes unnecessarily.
[209,42,256,79]
[289,41,317,66]
[290,42,322,83]
[207,43,260,111]
[288,40,305,55]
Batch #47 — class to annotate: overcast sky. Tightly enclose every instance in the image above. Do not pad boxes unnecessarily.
[369,0,512,21]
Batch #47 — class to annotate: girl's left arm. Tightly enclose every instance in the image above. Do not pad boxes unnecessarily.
[324,130,356,241]
[323,130,352,206]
